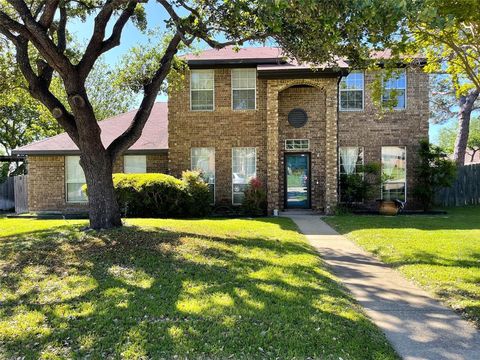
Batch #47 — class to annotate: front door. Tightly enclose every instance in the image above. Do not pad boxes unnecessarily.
[285,153,310,209]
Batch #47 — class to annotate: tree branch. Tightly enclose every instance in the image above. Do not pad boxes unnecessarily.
[38,0,59,28]
[107,32,182,160]
[158,0,266,48]
[99,2,137,55]
[14,38,79,143]
[6,0,74,76]
[78,0,136,80]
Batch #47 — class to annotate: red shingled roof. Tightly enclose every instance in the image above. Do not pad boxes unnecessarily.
[183,46,285,61]
[13,102,168,155]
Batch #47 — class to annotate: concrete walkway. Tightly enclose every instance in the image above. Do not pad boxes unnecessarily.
[285,214,480,360]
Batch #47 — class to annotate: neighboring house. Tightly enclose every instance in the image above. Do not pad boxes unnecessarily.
[14,46,429,213]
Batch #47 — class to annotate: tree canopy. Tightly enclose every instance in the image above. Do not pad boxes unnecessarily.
[0,0,421,228]
[438,117,480,162]
[401,0,480,164]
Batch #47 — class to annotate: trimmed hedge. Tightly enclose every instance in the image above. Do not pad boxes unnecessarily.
[112,171,211,217]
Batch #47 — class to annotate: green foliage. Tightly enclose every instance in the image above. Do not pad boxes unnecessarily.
[86,57,137,121]
[339,163,381,208]
[438,117,480,156]
[115,33,188,94]
[413,140,457,211]
[181,170,212,217]
[241,178,267,216]
[0,45,135,155]
[111,172,211,218]
[0,162,8,184]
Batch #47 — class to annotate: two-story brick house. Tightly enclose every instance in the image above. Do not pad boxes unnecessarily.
[13,46,429,214]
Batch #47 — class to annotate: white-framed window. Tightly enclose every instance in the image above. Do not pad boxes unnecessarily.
[338,147,364,202]
[285,139,310,150]
[382,69,407,109]
[190,69,214,111]
[191,147,215,204]
[231,68,256,110]
[381,146,406,201]
[124,155,147,173]
[232,147,256,205]
[65,156,87,203]
[339,71,364,111]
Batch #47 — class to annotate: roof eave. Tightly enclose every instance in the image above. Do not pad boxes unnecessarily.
[187,58,285,68]
[12,148,168,156]
[257,68,346,79]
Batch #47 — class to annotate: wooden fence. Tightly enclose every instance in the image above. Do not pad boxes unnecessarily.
[0,177,14,211]
[436,164,480,207]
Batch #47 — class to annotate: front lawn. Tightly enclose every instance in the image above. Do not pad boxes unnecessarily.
[0,217,396,359]
[325,206,480,327]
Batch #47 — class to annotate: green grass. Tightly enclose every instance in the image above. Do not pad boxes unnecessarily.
[325,206,480,327]
[0,217,396,359]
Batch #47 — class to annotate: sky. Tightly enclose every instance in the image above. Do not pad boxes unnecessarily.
[68,1,451,144]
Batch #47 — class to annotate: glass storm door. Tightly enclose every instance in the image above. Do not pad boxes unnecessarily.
[285,153,310,208]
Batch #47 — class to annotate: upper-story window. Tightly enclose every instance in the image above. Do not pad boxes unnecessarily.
[382,69,407,110]
[339,71,364,111]
[191,69,214,111]
[232,68,256,110]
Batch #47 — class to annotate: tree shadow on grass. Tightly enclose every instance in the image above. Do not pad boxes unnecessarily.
[0,221,397,359]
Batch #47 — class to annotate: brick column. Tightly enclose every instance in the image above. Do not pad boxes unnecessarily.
[266,82,280,214]
[324,81,338,213]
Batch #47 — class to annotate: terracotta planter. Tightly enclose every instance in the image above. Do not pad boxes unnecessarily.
[378,200,399,216]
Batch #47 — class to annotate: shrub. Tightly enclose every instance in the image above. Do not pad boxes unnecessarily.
[112,172,211,217]
[242,178,267,216]
[339,163,381,208]
[413,139,457,211]
[181,170,211,217]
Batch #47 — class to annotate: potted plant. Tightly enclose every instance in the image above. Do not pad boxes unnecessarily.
[377,198,404,215]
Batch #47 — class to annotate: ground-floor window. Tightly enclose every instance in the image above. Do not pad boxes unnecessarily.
[65,156,87,203]
[338,147,364,202]
[191,147,215,204]
[381,146,406,201]
[232,147,256,205]
[124,155,147,173]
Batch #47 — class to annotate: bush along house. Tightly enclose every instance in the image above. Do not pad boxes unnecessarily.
[13,46,429,214]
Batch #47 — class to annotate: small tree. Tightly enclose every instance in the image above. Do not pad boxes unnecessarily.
[339,163,380,209]
[413,139,457,211]
[242,178,267,216]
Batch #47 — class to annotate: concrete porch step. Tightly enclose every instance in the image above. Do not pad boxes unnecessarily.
[279,209,321,216]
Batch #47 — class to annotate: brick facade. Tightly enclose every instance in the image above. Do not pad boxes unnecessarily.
[338,69,429,208]
[27,66,429,214]
[169,67,429,213]
[27,153,168,212]
[168,69,341,212]
[168,68,268,206]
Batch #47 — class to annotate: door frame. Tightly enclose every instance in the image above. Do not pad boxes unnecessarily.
[284,152,311,209]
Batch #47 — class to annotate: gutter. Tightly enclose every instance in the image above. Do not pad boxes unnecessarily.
[11,148,169,156]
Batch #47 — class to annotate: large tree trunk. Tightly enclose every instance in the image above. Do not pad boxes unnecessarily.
[453,90,479,165]
[80,148,122,229]
[73,96,122,230]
